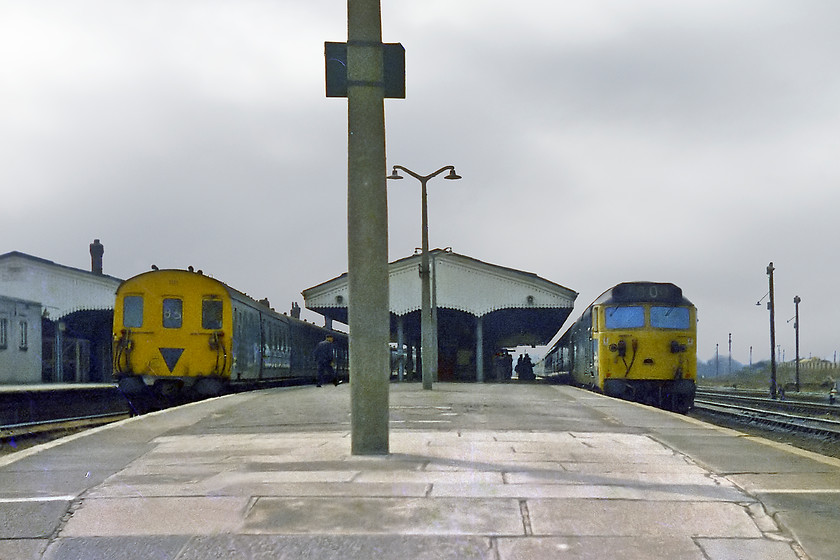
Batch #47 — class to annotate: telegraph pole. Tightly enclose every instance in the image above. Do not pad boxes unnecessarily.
[728,333,732,376]
[767,262,777,399]
[794,295,801,392]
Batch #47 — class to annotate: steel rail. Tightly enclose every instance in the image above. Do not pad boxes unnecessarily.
[696,388,840,417]
[1,412,130,439]
[693,398,840,438]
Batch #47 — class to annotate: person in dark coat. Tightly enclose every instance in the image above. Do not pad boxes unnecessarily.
[314,335,337,387]
[520,353,535,381]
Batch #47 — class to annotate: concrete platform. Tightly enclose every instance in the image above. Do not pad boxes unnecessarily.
[1,383,838,559]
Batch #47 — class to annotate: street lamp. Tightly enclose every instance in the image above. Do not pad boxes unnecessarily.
[387,165,461,390]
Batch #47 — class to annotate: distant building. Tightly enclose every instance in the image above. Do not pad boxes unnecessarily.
[799,357,833,370]
[0,240,122,383]
[0,296,43,383]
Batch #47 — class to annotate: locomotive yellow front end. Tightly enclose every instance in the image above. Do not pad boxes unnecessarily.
[594,296,697,412]
[113,269,232,399]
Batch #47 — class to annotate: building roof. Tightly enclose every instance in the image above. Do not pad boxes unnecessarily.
[302,249,577,346]
[0,251,123,319]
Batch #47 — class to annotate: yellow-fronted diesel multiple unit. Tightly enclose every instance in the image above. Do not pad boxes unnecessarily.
[113,269,347,402]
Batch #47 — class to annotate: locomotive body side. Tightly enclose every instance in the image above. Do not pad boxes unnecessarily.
[561,307,596,388]
[228,290,294,383]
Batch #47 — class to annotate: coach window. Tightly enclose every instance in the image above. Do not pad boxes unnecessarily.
[202,298,223,330]
[0,317,8,349]
[604,306,645,329]
[650,306,690,330]
[163,298,183,329]
[123,295,144,328]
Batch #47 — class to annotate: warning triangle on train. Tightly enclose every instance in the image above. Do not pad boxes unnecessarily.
[159,348,184,372]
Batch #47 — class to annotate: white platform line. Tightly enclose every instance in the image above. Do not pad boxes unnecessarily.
[0,496,76,503]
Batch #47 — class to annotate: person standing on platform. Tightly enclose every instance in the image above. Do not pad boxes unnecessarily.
[314,335,338,387]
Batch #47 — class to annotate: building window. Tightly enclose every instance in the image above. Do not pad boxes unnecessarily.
[123,295,144,328]
[19,320,28,350]
[163,298,183,329]
[0,317,7,349]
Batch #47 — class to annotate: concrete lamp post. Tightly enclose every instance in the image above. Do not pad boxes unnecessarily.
[387,165,461,390]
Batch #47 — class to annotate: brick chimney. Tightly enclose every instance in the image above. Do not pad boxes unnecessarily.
[89,238,104,275]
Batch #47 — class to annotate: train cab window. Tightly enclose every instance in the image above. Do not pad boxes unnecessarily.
[650,306,690,329]
[163,298,183,329]
[202,299,223,330]
[604,306,645,329]
[123,296,144,328]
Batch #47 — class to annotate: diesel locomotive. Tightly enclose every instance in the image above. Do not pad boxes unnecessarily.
[112,268,347,403]
[543,281,696,412]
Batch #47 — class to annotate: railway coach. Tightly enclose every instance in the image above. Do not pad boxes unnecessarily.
[544,281,696,412]
[112,268,347,401]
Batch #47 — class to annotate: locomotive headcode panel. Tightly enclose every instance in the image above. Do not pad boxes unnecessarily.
[607,282,685,304]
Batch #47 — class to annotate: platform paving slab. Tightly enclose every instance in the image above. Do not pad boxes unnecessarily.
[496,535,782,560]
[41,536,190,560]
[1,384,835,559]
[59,496,249,537]
[695,537,804,560]
[758,496,840,560]
[526,498,764,538]
[0,500,70,539]
[243,496,526,536]
[0,538,50,560]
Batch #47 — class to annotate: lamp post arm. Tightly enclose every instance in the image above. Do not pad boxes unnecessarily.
[391,165,456,182]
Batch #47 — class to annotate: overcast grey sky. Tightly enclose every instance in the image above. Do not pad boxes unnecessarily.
[2,1,839,364]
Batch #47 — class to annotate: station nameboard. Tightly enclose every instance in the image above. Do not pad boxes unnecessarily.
[325,42,406,99]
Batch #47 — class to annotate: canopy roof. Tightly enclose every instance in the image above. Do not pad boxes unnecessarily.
[302,249,577,346]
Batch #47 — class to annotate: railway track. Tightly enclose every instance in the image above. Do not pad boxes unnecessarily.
[1,411,131,439]
[0,412,131,457]
[0,384,132,454]
[693,387,840,439]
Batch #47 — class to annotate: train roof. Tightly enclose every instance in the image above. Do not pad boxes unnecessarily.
[593,282,693,306]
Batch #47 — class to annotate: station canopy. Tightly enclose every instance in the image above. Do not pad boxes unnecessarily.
[302,249,577,348]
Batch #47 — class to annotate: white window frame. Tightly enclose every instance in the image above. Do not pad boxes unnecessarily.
[18,320,28,350]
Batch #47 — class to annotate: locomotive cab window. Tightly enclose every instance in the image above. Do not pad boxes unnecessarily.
[163,298,183,329]
[123,295,144,328]
[604,306,645,329]
[202,298,223,330]
[650,306,690,330]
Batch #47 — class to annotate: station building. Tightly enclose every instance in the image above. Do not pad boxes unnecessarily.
[303,249,577,381]
[0,240,122,384]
